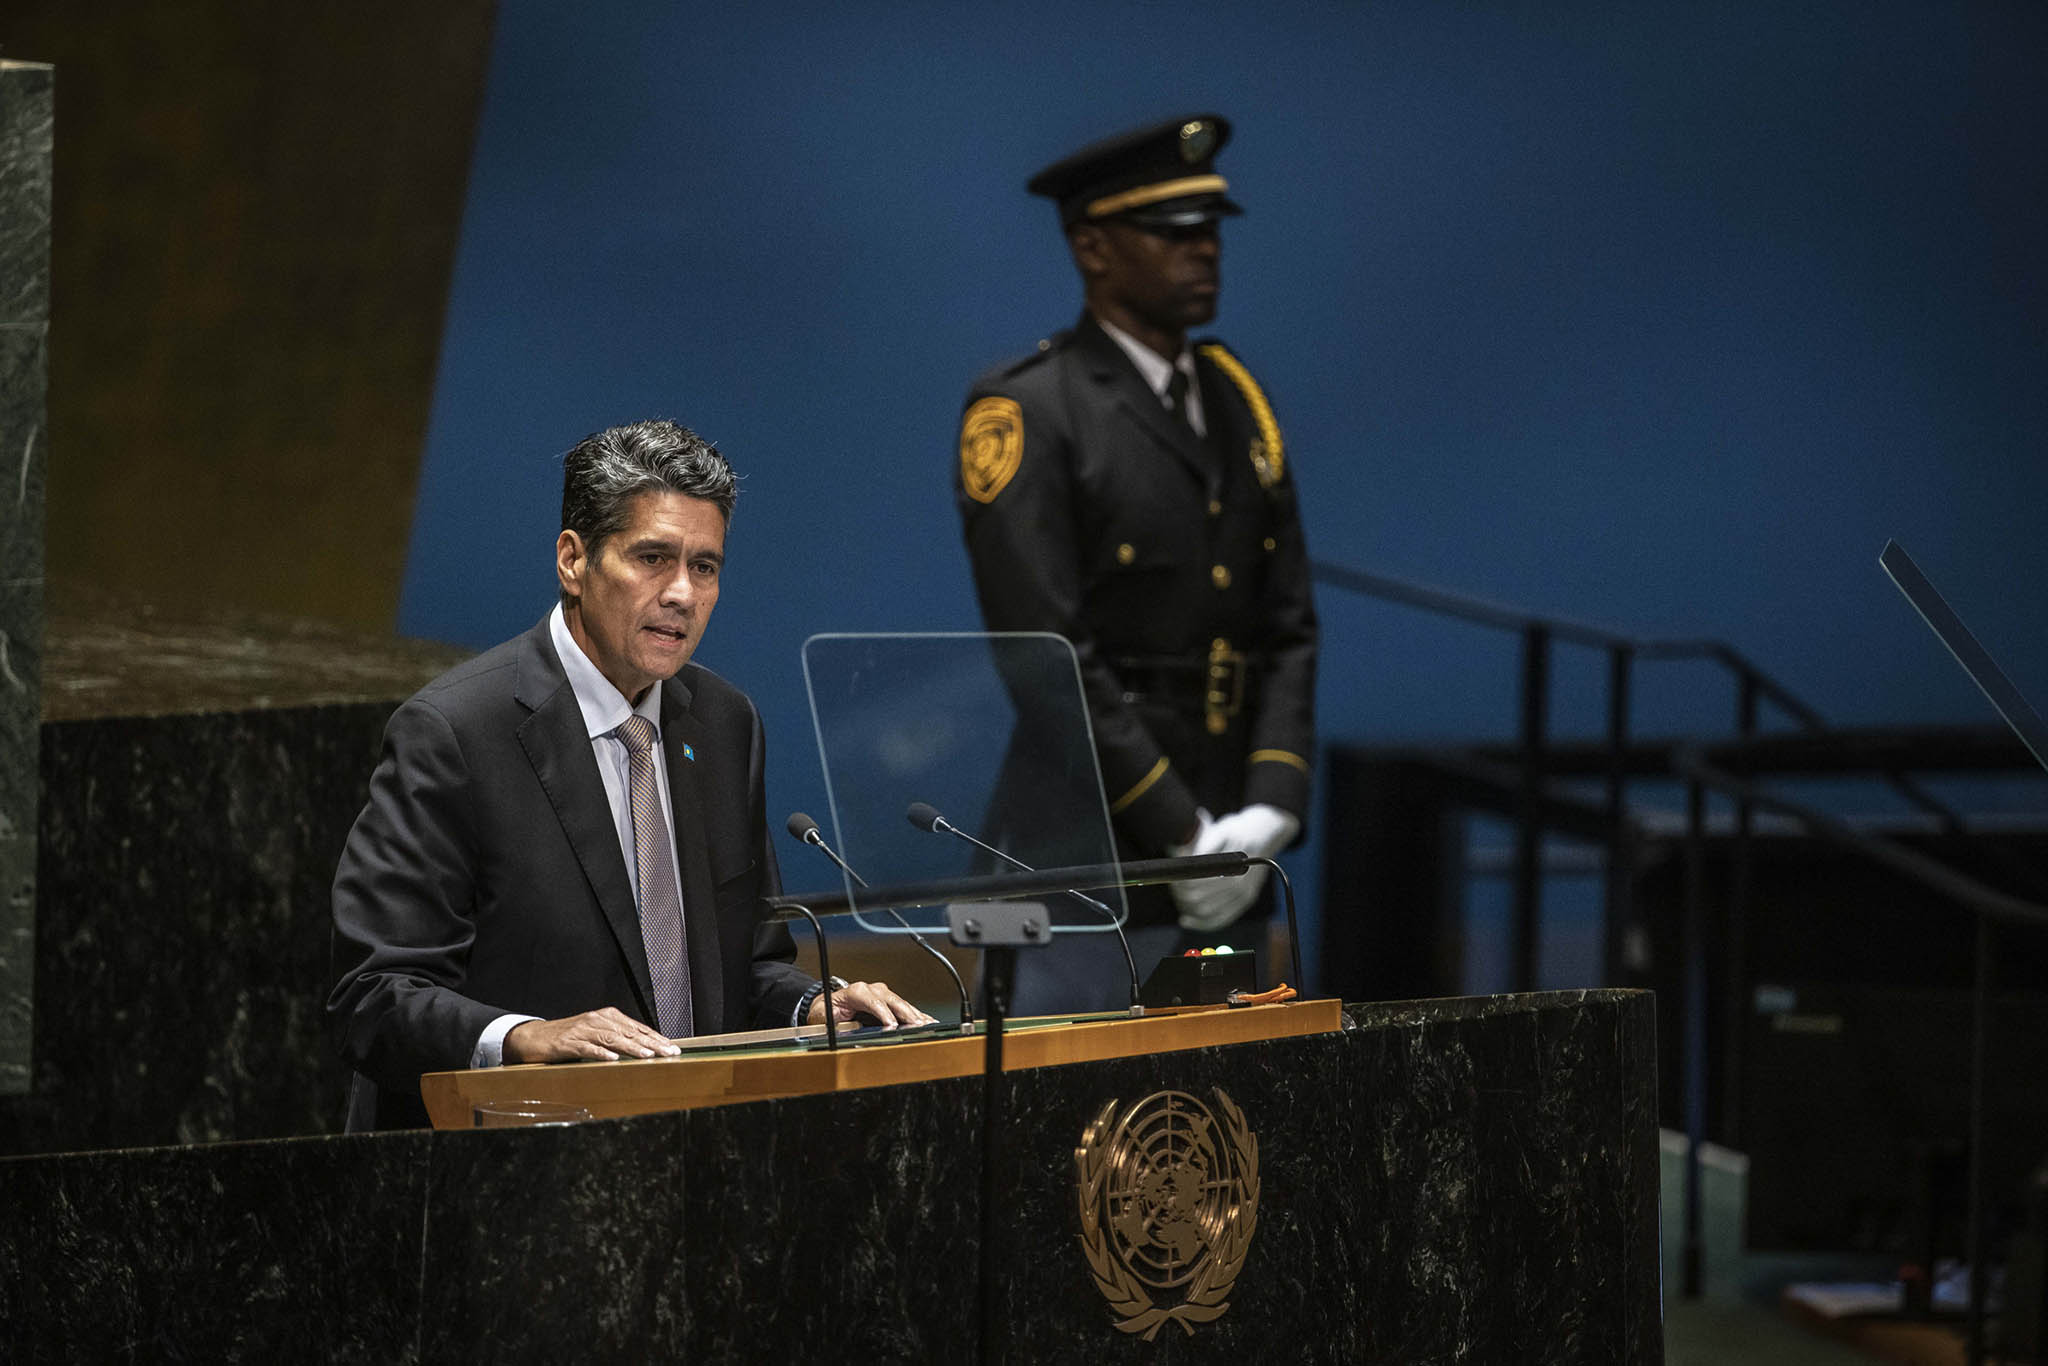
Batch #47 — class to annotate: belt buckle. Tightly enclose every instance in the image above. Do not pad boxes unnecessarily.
[1205,640,1246,735]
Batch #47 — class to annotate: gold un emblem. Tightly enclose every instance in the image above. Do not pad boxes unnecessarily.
[1074,1087,1260,1339]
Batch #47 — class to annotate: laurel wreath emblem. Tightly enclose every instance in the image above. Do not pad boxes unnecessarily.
[1074,1087,1260,1339]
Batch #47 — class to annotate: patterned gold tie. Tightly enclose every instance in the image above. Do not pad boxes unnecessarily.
[615,715,693,1037]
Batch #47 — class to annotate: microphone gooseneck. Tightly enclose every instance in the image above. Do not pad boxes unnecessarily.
[785,811,972,1026]
[902,800,1144,1014]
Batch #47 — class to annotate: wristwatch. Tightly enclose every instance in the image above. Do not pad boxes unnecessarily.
[794,974,850,1026]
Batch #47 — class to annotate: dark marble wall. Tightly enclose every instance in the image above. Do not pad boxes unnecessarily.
[0,991,1662,1363]
[0,599,469,1155]
[0,1129,432,1362]
[0,701,399,1153]
[0,60,53,1098]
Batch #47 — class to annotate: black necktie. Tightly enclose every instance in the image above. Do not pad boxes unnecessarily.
[1165,368,1194,434]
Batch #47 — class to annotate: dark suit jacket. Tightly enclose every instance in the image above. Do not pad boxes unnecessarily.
[327,617,812,1130]
[956,315,1318,882]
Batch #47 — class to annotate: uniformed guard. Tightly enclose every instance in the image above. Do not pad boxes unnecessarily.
[954,114,1318,1012]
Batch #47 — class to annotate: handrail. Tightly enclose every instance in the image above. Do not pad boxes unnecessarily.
[1310,559,1827,728]
[1673,745,2031,1363]
[1672,748,2048,930]
[1312,552,2040,1335]
[1309,556,1998,836]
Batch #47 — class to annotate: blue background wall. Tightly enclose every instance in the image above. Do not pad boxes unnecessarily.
[400,2,2048,986]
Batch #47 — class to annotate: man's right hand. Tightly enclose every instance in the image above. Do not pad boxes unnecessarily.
[503,1007,682,1063]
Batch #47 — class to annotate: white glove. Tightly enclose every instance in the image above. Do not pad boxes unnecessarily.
[1205,803,1300,860]
[1166,809,1243,928]
[1168,804,1300,933]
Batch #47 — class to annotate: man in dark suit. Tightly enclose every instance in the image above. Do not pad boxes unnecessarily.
[955,115,1318,1010]
[330,419,929,1129]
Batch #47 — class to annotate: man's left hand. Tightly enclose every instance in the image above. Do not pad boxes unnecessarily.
[806,979,937,1029]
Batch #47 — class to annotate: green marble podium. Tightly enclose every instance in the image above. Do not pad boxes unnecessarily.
[0,989,1661,1362]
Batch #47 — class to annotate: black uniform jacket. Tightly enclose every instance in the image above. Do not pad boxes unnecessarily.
[327,617,812,1130]
[956,314,1317,872]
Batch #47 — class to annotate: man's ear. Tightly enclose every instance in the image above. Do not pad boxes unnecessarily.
[555,529,587,602]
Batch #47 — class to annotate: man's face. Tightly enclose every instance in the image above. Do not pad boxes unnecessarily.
[556,490,725,702]
[1077,217,1222,335]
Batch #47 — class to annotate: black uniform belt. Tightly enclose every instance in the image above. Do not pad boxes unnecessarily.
[1110,646,1260,736]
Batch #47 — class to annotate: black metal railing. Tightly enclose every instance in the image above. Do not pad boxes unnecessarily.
[1312,557,2045,1360]
[1673,748,2048,1363]
[1320,558,1831,989]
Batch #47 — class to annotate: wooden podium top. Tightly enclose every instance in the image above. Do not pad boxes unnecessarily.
[421,998,1342,1129]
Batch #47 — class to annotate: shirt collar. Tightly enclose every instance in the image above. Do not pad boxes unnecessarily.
[549,602,663,741]
[1094,314,1195,399]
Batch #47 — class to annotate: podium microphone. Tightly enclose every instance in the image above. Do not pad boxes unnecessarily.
[786,812,972,1027]
[903,801,1143,1015]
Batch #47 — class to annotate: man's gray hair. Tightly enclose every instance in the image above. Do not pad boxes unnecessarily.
[560,418,738,551]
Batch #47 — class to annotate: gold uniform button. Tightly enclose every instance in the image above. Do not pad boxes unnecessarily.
[1208,500,1223,517]
[1212,637,1230,652]
[1211,564,1231,589]
[1116,543,1136,565]
[1263,536,1277,552]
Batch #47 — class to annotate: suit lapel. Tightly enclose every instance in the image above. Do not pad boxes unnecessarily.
[661,676,727,1035]
[1075,316,1218,491]
[511,622,658,1023]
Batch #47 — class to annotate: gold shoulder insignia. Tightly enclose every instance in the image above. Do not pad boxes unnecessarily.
[960,396,1025,504]
[1198,344,1284,489]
